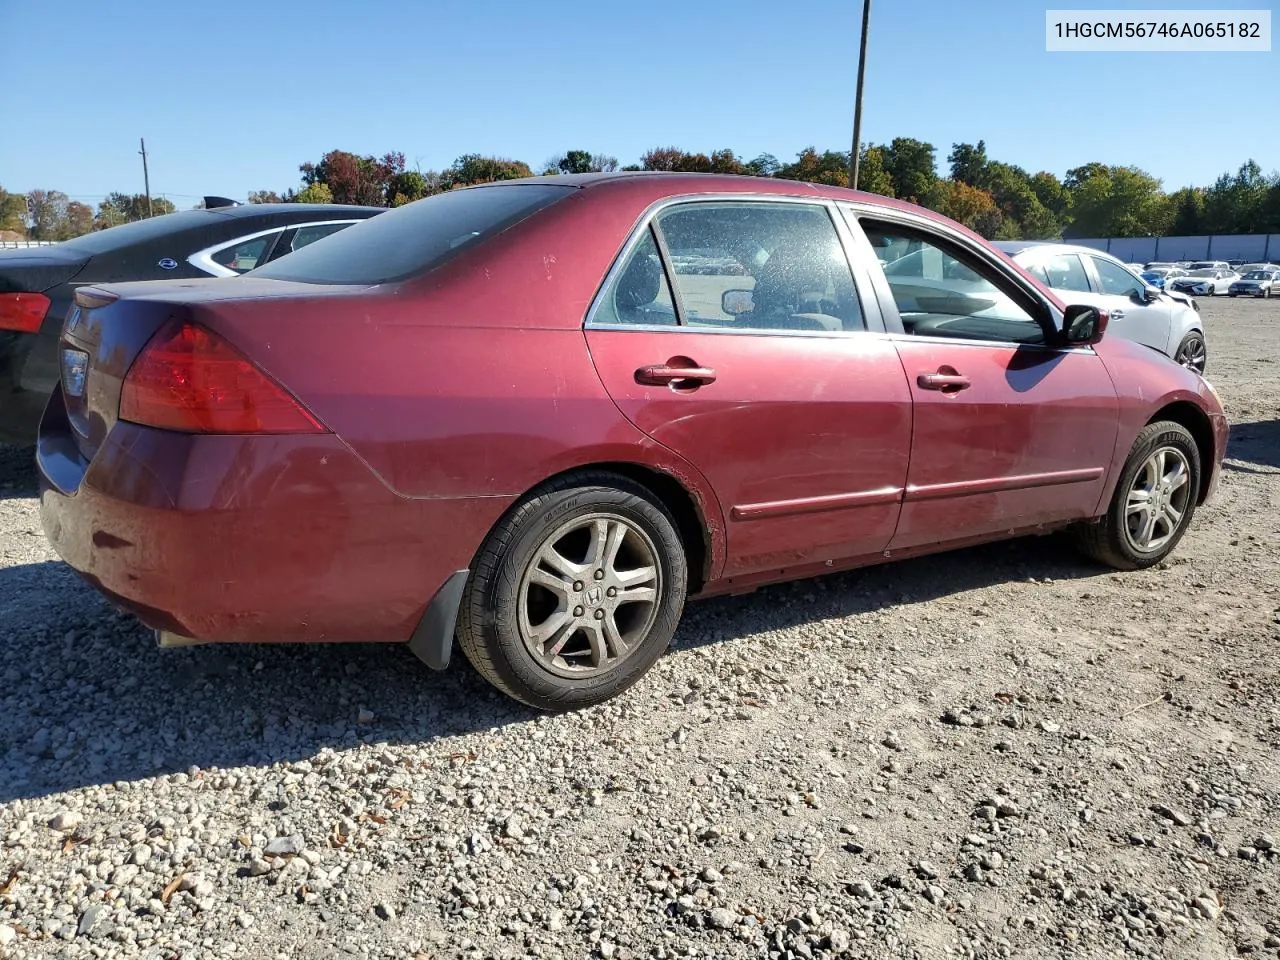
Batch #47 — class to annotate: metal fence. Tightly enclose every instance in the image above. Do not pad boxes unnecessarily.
[0,240,59,249]
[1072,234,1280,263]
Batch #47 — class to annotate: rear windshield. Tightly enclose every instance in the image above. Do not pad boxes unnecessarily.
[58,210,223,254]
[248,183,574,285]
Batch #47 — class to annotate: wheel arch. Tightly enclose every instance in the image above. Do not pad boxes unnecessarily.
[513,461,715,594]
[1148,400,1214,504]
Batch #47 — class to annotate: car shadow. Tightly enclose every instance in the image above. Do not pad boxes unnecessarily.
[1,532,1111,804]
[1224,419,1280,472]
[0,444,37,500]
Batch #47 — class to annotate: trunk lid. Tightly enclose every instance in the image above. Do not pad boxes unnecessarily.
[56,277,364,463]
[0,247,90,293]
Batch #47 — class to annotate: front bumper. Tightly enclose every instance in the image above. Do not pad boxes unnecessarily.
[37,390,506,644]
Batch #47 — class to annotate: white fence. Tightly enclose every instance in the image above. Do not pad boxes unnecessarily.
[1072,234,1280,263]
[0,240,59,249]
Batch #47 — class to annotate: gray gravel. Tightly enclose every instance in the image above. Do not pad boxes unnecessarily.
[2,296,1279,959]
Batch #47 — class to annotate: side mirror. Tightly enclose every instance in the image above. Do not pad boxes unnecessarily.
[1141,286,1162,303]
[721,288,754,316]
[1062,304,1107,346]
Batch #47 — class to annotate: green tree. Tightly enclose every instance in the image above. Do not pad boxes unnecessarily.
[947,141,989,189]
[856,146,895,197]
[776,147,851,187]
[882,137,937,203]
[94,193,176,228]
[1201,160,1271,234]
[443,154,534,188]
[0,187,27,236]
[248,190,282,203]
[293,182,334,204]
[1167,187,1206,235]
[744,153,780,177]
[1064,164,1168,238]
[387,170,432,206]
[549,150,619,175]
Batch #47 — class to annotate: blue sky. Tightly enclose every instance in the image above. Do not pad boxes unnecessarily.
[1,0,1275,207]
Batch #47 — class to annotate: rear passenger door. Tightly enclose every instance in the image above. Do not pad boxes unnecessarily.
[584,197,913,579]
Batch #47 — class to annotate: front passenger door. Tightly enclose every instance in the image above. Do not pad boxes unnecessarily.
[844,209,1119,551]
[1085,254,1171,351]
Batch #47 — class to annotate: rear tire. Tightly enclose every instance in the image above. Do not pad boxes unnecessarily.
[456,471,688,711]
[1070,421,1200,571]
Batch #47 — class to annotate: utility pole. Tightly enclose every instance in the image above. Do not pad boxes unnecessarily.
[848,0,873,191]
[139,138,153,217]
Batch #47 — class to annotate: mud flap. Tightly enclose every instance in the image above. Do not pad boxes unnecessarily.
[407,570,469,670]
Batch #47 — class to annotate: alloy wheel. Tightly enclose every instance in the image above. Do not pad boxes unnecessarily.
[1176,335,1207,372]
[1124,446,1192,554]
[517,513,662,678]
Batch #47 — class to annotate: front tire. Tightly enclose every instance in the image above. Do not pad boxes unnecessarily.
[1173,331,1207,373]
[456,471,688,711]
[1071,421,1200,571]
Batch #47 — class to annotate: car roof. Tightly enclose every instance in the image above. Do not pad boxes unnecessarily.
[466,171,982,238]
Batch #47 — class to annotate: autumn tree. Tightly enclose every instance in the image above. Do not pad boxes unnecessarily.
[291,182,333,205]
[639,147,747,174]
[926,180,1002,238]
[27,190,71,240]
[248,190,282,203]
[64,201,94,238]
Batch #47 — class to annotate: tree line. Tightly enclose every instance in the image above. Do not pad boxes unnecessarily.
[5,141,1279,243]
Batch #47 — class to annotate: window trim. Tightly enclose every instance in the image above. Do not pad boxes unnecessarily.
[583,193,886,337]
[839,203,1083,352]
[187,219,364,278]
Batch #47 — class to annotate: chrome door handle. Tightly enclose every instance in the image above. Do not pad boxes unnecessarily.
[1111,309,1125,319]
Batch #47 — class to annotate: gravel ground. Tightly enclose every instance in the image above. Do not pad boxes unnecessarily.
[2,296,1277,960]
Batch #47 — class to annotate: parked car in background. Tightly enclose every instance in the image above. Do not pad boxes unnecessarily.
[1186,260,1231,271]
[1141,266,1188,289]
[1168,267,1239,298]
[1228,269,1279,298]
[0,201,385,442]
[37,173,1227,710]
[992,241,1207,371]
[1125,262,1146,273]
[1237,262,1280,274]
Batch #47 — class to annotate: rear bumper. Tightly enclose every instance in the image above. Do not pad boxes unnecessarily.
[37,392,509,644]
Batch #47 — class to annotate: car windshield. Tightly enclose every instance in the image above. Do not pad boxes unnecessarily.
[248,183,575,285]
[1243,271,1270,280]
[1187,269,1218,277]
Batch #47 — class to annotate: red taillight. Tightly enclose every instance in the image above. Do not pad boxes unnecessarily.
[119,322,325,434]
[0,291,51,333]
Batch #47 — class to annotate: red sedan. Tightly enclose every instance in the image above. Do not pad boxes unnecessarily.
[37,173,1228,710]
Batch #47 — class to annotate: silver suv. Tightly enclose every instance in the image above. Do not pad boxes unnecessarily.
[993,241,1207,373]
